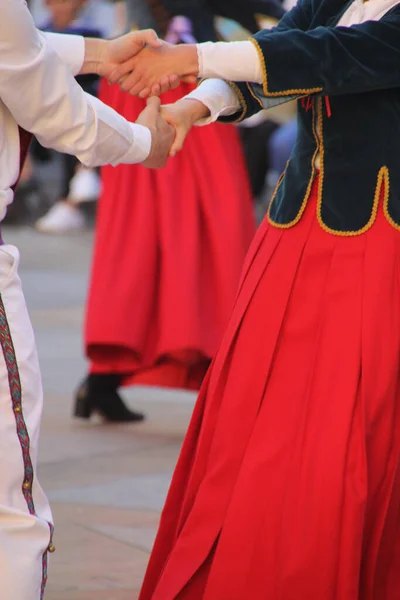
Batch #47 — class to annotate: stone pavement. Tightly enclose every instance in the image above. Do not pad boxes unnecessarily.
[3,226,196,600]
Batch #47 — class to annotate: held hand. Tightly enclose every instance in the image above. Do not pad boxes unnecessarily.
[108,43,199,98]
[136,97,175,168]
[160,99,211,157]
[98,30,162,79]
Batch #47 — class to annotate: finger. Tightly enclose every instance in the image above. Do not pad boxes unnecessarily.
[154,76,172,96]
[169,126,188,157]
[140,29,162,48]
[108,57,137,85]
[166,74,181,91]
[120,70,143,93]
[128,78,150,97]
[139,87,152,99]
[181,75,198,84]
[149,83,161,97]
[146,96,161,111]
[158,81,170,95]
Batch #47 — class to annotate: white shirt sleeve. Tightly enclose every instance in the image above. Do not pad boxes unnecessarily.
[184,79,242,125]
[197,41,263,84]
[0,0,151,167]
[41,31,85,76]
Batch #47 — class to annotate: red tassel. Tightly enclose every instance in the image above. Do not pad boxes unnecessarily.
[325,96,332,118]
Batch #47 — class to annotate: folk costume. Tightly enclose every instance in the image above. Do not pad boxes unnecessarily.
[139,0,400,598]
[77,0,256,421]
[0,1,158,597]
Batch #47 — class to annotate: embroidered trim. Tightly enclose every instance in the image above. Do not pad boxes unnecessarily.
[315,96,383,236]
[0,295,53,600]
[249,37,323,98]
[268,102,319,228]
[225,81,248,123]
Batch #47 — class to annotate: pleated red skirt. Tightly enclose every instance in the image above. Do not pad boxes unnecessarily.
[139,175,400,599]
[85,81,255,390]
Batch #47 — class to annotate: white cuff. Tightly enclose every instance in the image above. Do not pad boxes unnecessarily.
[197,41,263,84]
[185,79,241,125]
[120,124,152,164]
[41,32,85,76]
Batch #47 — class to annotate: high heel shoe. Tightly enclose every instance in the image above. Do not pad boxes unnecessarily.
[74,374,145,423]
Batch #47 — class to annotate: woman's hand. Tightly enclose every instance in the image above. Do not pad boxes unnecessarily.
[109,43,199,98]
[161,99,211,157]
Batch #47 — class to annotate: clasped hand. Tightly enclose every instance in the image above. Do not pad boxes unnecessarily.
[102,30,199,99]
[134,97,209,168]
[99,30,206,166]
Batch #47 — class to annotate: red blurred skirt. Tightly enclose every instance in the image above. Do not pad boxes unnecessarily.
[139,175,400,599]
[84,82,255,390]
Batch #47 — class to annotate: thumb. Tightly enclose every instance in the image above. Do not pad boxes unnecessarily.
[146,96,161,111]
[169,125,189,157]
[140,29,162,48]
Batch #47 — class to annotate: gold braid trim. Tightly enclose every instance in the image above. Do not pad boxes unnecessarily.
[249,37,323,98]
[195,79,247,123]
[225,81,248,123]
[246,82,264,108]
[382,169,399,230]
[315,97,384,237]
[268,103,318,229]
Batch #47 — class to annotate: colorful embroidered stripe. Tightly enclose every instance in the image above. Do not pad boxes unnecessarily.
[0,294,53,599]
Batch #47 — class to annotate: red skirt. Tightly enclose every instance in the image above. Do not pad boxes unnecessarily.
[139,176,400,599]
[85,81,255,390]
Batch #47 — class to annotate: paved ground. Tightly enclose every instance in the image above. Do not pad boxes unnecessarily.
[3,225,196,600]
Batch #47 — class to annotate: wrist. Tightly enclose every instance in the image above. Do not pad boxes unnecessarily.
[178,99,210,125]
[81,38,108,75]
[173,44,199,78]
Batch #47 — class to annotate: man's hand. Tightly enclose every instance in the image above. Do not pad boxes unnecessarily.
[136,97,175,168]
[81,29,175,93]
[108,42,199,98]
[161,99,211,157]
[100,30,160,78]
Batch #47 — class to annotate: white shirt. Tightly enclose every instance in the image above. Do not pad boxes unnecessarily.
[188,0,400,123]
[0,0,151,222]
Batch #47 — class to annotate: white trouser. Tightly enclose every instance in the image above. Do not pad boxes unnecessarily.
[0,245,53,600]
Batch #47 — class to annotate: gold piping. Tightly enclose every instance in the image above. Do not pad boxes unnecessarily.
[249,37,323,98]
[268,102,319,229]
[382,169,399,230]
[197,79,248,123]
[225,81,248,123]
[246,82,264,108]
[315,97,383,236]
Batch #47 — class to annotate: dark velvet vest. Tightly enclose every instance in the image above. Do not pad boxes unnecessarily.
[224,0,400,235]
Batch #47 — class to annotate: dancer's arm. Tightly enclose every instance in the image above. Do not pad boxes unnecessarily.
[0,0,172,168]
[107,0,311,93]
[110,0,400,108]
[42,29,163,79]
[160,85,235,157]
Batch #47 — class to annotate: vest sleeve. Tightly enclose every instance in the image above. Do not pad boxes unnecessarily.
[214,0,312,122]
[249,4,400,99]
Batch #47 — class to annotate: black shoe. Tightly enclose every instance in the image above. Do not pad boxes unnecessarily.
[73,374,145,423]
